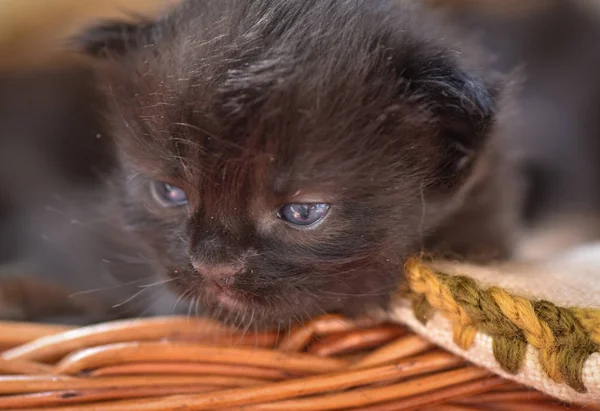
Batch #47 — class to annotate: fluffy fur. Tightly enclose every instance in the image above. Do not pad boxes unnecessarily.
[76,0,518,327]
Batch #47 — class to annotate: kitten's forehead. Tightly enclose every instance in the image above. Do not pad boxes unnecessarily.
[178,138,340,217]
[107,0,460,215]
[117,0,429,116]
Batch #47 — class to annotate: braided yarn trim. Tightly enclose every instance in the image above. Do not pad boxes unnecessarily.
[405,258,600,393]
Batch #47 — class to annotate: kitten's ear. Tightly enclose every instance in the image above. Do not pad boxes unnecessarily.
[414,63,501,186]
[432,69,498,155]
[70,20,154,58]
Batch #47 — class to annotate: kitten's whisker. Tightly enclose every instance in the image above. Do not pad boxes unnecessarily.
[233,309,242,334]
[236,308,255,346]
[275,321,282,347]
[217,305,226,328]
[194,297,201,317]
[68,278,148,297]
[252,322,259,350]
[103,253,154,266]
[315,305,328,317]
[139,277,177,289]
[172,289,192,314]
[130,288,156,319]
[112,287,149,308]
[186,296,196,318]
[290,309,304,329]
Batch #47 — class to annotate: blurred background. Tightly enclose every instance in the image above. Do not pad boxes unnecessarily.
[436,0,600,257]
[0,0,599,322]
[0,0,181,323]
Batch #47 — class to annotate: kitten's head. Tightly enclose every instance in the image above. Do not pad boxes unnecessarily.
[76,0,499,327]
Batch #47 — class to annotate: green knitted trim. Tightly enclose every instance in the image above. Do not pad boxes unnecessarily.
[405,258,600,393]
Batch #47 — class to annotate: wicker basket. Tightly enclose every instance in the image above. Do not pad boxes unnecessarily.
[0,315,592,410]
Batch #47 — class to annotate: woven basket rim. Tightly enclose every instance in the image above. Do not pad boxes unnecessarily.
[0,312,586,410]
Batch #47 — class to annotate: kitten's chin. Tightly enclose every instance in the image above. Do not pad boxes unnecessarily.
[165,268,395,328]
[203,283,250,313]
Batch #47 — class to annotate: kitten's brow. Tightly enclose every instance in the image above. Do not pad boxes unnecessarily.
[171,122,249,153]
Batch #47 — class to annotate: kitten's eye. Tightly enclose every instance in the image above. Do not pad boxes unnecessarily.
[278,203,329,226]
[151,181,188,207]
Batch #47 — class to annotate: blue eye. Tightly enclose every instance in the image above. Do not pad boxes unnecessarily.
[278,203,330,226]
[151,181,188,207]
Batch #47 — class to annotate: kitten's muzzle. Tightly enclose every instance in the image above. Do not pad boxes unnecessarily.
[192,262,242,287]
[192,262,251,311]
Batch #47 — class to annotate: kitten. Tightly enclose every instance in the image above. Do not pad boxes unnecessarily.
[72,0,519,327]
[440,0,600,258]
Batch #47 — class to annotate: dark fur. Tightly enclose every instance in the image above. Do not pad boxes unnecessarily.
[442,0,600,222]
[76,0,518,327]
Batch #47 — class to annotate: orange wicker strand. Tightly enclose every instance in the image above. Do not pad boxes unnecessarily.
[0,358,51,375]
[0,386,219,409]
[53,342,348,375]
[343,377,508,411]
[0,375,266,395]
[351,334,434,369]
[179,367,491,411]
[307,325,405,356]
[1,317,269,363]
[278,314,379,352]
[89,362,289,380]
[0,322,72,349]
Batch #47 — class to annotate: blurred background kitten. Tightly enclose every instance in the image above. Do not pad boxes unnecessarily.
[436,0,600,258]
[0,1,181,323]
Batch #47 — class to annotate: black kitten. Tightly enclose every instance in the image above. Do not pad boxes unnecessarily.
[76,0,519,327]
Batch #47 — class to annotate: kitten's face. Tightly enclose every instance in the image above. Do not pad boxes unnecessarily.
[81,0,497,326]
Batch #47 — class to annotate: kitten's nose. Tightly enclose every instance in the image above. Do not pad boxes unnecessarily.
[193,263,241,286]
